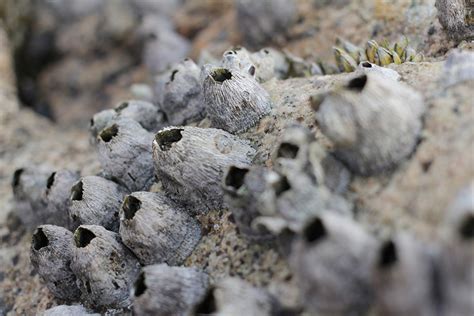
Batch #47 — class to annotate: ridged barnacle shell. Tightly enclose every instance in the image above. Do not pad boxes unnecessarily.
[202,65,272,133]
[119,191,201,265]
[153,126,255,212]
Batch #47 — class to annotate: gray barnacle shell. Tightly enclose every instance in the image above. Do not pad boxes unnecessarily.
[30,225,81,302]
[132,264,209,316]
[41,305,100,316]
[371,234,437,316]
[438,183,474,316]
[153,126,256,212]
[435,0,474,41]
[43,169,80,228]
[316,73,425,176]
[202,65,272,133]
[113,100,165,132]
[441,49,474,88]
[90,109,116,139]
[251,48,289,81]
[193,277,291,316]
[221,47,256,77]
[71,225,140,309]
[97,118,155,191]
[161,59,206,125]
[69,176,126,232]
[356,61,400,81]
[119,191,201,266]
[290,213,376,315]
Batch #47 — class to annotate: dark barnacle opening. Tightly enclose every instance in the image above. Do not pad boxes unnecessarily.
[46,172,56,190]
[99,124,119,143]
[134,272,148,297]
[274,176,291,196]
[32,228,49,250]
[211,68,232,83]
[70,181,84,201]
[115,102,129,113]
[74,227,96,248]
[277,143,299,159]
[248,65,256,76]
[170,69,179,82]
[361,61,373,68]
[378,240,398,268]
[123,195,142,220]
[459,214,474,240]
[90,118,95,127]
[303,217,327,243]
[347,74,367,92]
[224,166,249,190]
[12,168,24,189]
[194,287,217,315]
[156,128,183,151]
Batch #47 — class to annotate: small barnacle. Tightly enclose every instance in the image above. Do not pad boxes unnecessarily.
[119,191,201,265]
[436,0,474,41]
[438,183,474,315]
[161,59,206,125]
[43,169,80,228]
[132,264,209,316]
[371,234,437,316]
[315,73,425,176]
[97,118,155,191]
[193,277,291,316]
[153,126,256,211]
[356,61,401,81]
[235,0,297,48]
[30,225,81,301]
[71,225,140,309]
[90,109,116,139]
[41,305,100,316]
[290,214,376,315]
[251,47,289,81]
[333,47,357,72]
[441,49,474,88]
[202,65,272,133]
[221,47,256,77]
[69,176,126,232]
[113,100,165,132]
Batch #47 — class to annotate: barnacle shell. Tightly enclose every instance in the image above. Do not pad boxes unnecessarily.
[90,109,116,139]
[132,264,209,316]
[356,61,400,81]
[372,234,437,316]
[69,176,126,232]
[202,65,272,133]
[290,213,376,315]
[316,73,425,175]
[43,169,80,228]
[119,191,201,265]
[97,118,155,191]
[221,47,255,77]
[71,225,140,309]
[441,49,474,88]
[153,126,255,212]
[161,59,205,125]
[41,305,100,316]
[30,225,81,301]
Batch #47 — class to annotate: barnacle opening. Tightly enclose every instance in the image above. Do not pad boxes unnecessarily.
[274,176,291,196]
[134,272,147,297]
[211,68,232,83]
[90,118,95,126]
[70,181,83,201]
[347,75,367,92]
[224,166,249,190]
[99,124,119,143]
[248,65,256,76]
[361,62,372,68]
[310,94,324,111]
[115,102,129,113]
[303,217,327,243]
[74,227,96,248]
[12,168,24,189]
[378,240,398,268]
[123,195,142,220]
[170,69,179,82]
[46,172,56,190]
[277,143,299,159]
[155,128,183,151]
[32,228,49,250]
[194,287,217,314]
[459,214,474,239]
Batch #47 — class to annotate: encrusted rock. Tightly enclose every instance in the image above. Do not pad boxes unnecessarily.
[436,0,474,41]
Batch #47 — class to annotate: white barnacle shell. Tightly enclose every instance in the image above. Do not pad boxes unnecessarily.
[90,109,116,139]
[97,118,155,191]
[290,213,376,315]
[202,65,272,133]
[250,47,289,82]
[221,47,256,77]
[69,176,126,232]
[356,61,400,81]
[316,73,425,176]
[132,264,209,316]
[161,59,206,125]
[41,305,100,316]
[43,169,80,228]
[441,49,474,88]
[113,100,165,132]
[371,234,438,316]
[119,191,201,265]
[153,126,256,212]
[30,225,81,302]
[71,225,140,309]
